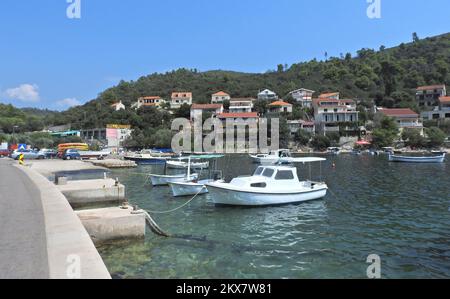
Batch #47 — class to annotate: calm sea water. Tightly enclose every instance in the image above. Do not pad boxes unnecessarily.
[90,154,449,279]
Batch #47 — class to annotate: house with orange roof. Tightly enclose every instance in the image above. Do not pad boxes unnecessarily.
[421,96,450,121]
[319,92,340,100]
[190,104,224,120]
[132,96,166,109]
[377,108,424,135]
[171,92,193,109]
[211,91,231,104]
[416,84,446,107]
[111,100,126,111]
[268,100,293,113]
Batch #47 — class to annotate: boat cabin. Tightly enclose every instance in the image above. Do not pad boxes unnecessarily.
[230,166,301,189]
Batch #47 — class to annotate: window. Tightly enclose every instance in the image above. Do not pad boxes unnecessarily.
[275,170,294,180]
[250,183,267,188]
[445,113,450,118]
[253,167,264,175]
[262,168,275,178]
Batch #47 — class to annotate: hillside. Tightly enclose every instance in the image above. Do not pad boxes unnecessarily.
[1,32,449,135]
[51,32,450,129]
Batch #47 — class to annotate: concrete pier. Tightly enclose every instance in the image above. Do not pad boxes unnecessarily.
[56,179,125,206]
[76,207,146,244]
[2,160,111,279]
[90,159,137,168]
[29,160,107,178]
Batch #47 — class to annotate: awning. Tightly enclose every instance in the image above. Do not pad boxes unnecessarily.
[356,140,371,145]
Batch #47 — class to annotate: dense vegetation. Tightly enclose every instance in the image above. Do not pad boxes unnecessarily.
[1,32,449,149]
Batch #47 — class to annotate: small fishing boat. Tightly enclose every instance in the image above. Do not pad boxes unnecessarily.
[206,157,328,206]
[169,179,213,197]
[166,159,209,170]
[388,152,446,163]
[124,150,171,164]
[168,154,225,197]
[149,173,199,186]
[249,149,291,164]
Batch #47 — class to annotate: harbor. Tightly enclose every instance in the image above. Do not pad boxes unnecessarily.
[100,153,449,279]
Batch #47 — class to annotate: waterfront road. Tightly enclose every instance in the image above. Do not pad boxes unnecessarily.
[0,159,49,279]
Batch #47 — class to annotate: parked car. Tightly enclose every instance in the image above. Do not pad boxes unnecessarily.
[62,149,81,160]
[38,149,58,159]
[11,150,45,160]
[0,149,11,157]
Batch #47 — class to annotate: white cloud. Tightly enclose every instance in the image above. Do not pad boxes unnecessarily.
[5,84,40,102]
[57,97,82,108]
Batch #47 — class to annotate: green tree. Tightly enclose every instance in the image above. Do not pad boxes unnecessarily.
[402,128,426,148]
[294,130,311,146]
[426,127,446,148]
[311,135,331,150]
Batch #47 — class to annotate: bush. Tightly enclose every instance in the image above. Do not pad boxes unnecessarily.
[402,128,426,148]
[311,135,331,150]
[294,130,311,146]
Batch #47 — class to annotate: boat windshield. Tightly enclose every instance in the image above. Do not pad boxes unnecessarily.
[253,167,264,176]
[262,168,275,178]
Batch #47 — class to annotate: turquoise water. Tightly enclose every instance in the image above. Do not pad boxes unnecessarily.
[92,154,450,279]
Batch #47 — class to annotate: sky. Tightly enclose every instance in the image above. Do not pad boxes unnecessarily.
[0,0,449,110]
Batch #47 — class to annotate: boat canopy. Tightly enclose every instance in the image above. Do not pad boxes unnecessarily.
[279,157,326,164]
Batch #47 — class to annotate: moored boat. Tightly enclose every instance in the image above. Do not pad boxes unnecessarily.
[166,159,209,170]
[249,149,291,164]
[149,173,199,186]
[124,150,171,164]
[388,153,446,163]
[169,179,213,197]
[206,157,328,206]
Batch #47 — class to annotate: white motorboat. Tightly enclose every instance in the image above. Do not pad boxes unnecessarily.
[388,153,446,163]
[166,159,209,170]
[149,173,199,186]
[206,157,328,206]
[327,147,341,155]
[169,179,214,197]
[249,149,291,164]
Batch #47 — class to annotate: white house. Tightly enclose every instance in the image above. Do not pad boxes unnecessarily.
[421,96,450,120]
[377,108,424,135]
[211,91,231,104]
[229,98,255,113]
[111,101,126,111]
[290,88,315,108]
[258,89,278,101]
[287,120,316,136]
[416,84,446,108]
[171,92,193,109]
[313,98,359,133]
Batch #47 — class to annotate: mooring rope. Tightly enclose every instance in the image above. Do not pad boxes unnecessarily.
[146,186,207,214]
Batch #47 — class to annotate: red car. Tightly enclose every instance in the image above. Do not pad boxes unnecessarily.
[0,149,11,157]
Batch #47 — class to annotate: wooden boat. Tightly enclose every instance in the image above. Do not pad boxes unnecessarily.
[388,153,446,163]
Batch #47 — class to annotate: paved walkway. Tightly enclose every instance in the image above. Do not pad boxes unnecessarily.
[0,159,49,279]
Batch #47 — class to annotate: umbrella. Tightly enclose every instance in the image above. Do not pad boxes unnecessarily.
[356,140,371,146]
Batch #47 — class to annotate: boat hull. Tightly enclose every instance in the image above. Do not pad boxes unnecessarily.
[149,173,199,186]
[124,157,167,165]
[167,161,209,169]
[388,154,445,163]
[169,181,209,197]
[249,155,280,164]
[206,184,328,206]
